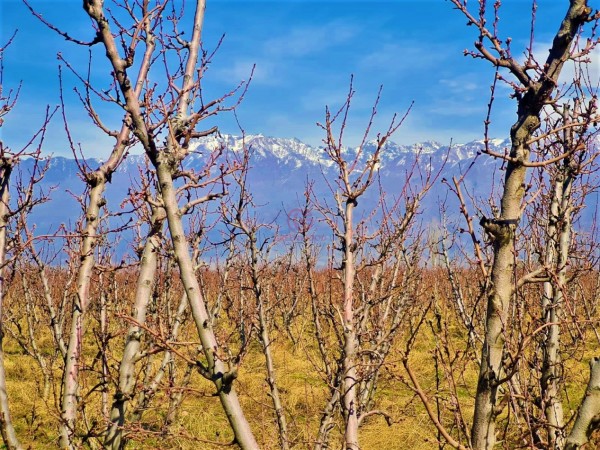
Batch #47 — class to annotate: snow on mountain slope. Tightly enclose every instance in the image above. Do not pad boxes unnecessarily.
[189,134,333,168]
[185,133,513,170]
[20,133,599,251]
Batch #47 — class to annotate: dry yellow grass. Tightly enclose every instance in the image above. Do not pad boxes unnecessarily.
[3,317,449,449]
[3,272,600,449]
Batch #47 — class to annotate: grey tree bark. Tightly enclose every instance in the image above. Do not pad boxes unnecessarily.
[540,108,577,449]
[152,160,259,449]
[0,158,23,450]
[565,357,600,449]
[105,206,165,449]
[341,197,360,450]
[55,6,155,444]
[81,1,260,447]
[449,2,594,448]
[541,178,567,448]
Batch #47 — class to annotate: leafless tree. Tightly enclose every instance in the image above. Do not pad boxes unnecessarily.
[221,143,292,450]
[302,82,435,449]
[71,0,257,447]
[0,32,58,450]
[448,1,598,448]
[22,0,150,441]
[26,0,259,446]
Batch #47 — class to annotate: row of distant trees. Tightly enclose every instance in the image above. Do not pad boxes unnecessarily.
[1,0,600,449]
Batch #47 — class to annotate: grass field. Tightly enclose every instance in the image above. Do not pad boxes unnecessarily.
[3,266,600,449]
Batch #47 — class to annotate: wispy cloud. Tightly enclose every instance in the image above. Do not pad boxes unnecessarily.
[439,74,481,93]
[427,99,485,117]
[528,40,599,87]
[214,58,279,86]
[263,21,359,58]
[299,84,380,113]
[359,41,449,74]
[213,20,360,87]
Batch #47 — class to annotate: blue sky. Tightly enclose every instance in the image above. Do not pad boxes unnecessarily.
[1,0,593,158]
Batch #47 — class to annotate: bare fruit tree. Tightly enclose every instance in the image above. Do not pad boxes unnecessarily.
[73,0,259,448]
[305,83,435,449]
[221,145,291,450]
[448,1,599,449]
[26,0,258,447]
[0,33,57,450]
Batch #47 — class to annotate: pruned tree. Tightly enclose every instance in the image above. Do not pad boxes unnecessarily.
[303,81,435,449]
[448,1,598,448]
[220,144,291,450]
[71,0,258,447]
[25,0,259,446]
[0,32,57,450]
[23,0,154,441]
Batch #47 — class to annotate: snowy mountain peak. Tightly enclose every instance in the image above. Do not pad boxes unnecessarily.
[187,134,515,170]
[191,133,330,168]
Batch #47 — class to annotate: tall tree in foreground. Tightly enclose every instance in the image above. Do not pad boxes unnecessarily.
[309,82,433,449]
[0,33,56,450]
[27,0,257,446]
[449,1,597,449]
[24,0,157,445]
[76,0,259,447]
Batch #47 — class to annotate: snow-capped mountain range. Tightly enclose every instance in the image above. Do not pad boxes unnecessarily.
[22,133,598,255]
[187,133,511,169]
[67,133,510,178]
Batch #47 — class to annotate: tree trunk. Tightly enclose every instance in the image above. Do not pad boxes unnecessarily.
[154,159,259,449]
[59,178,107,449]
[470,3,591,447]
[541,159,573,448]
[0,161,23,450]
[258,294,289,450]
[105,209,164,449]
[565,357,600,449]
[342,199,359,450]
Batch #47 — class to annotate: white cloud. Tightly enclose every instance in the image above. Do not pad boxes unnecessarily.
[213,58,281,86]
[263,21,358,58]
[213,20,360,87]
[439,75,481,93]
[299,84,379,113]
[359,41,449,74]
[530,40,600,88]
[427,98,485,117]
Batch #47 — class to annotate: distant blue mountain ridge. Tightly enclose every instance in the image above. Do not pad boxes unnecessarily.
[14,134,600,261]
